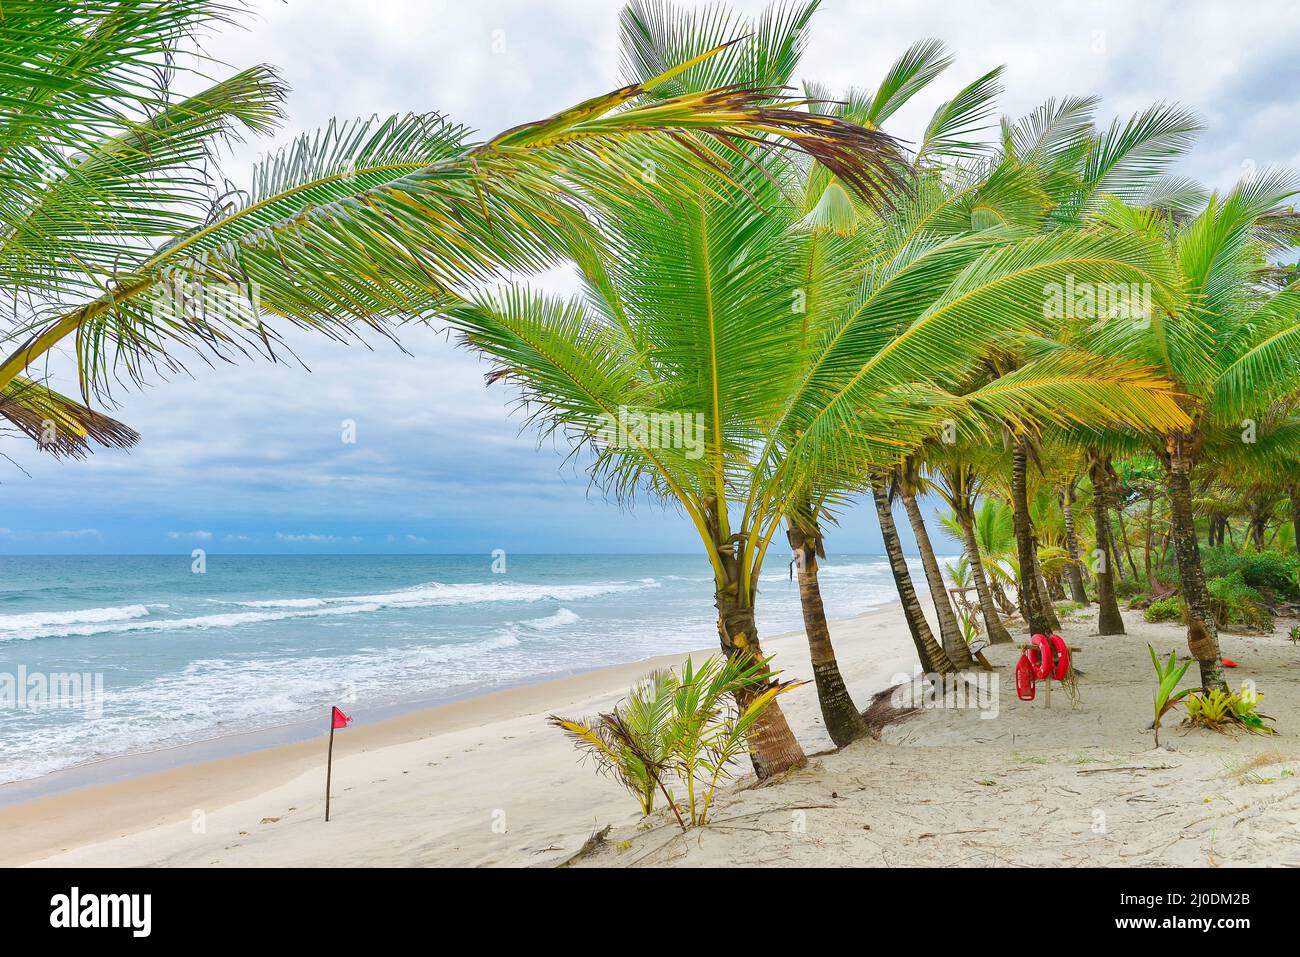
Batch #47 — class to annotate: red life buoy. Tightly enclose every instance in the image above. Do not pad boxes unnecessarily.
[1048,633,1070,680]
[1027,633,1053,680]
[1015,653,1036,700]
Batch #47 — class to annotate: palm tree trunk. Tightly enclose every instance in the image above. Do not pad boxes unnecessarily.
[1089,456,1126,635]
[1011,442,1054,635]
[1112,490,1140,581]
[992,578,1016,616]
[1060,484,1090,604]
[1163,441,1228,693]
[1144,496,1158,591]
[1291,485,1300,558]
[1029,535,1062,631]
[901,491,973,666]
[871,482,954,674]
[957,506,1014,644]
[709,504,806,778]
[787,521,869,747]
[1249,511,1267,550]
[713,587,807,778]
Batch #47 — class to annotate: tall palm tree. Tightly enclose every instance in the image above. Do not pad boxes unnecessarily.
[931,454,1016,643]
[445,2,1190,771]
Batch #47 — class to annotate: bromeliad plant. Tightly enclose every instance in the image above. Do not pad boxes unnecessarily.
[1148,644,1200,746]
[550,653,799,829]
[1184,684,1277,736]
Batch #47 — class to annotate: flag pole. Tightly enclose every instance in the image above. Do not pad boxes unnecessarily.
[325,711,336,822]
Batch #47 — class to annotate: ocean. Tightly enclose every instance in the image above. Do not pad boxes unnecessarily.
[0,553,933,785]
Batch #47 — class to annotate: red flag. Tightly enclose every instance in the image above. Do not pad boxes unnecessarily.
[332,706,352,729]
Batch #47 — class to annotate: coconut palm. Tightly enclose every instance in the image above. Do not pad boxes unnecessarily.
[933,455,1017,643]
[1082,173,1300,690]
[897,455,971,666]
[445,2,1193,770]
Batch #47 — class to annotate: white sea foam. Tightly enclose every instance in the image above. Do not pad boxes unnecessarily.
[0,603,154,639]
[231,579,656,611]
[0,579,655,641]
[521,607,580,630]
[0,632,527,784]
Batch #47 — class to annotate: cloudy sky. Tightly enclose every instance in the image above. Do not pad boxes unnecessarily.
[4,0,1298,555]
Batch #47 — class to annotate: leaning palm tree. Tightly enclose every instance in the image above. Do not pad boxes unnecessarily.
[931,450,1017,643]
[449,34,1191,783]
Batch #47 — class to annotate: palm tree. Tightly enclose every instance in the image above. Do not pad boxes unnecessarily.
[932,455,1016,643]
[445,2,1193,770]
[897,456,971,666]
[1089,173,1300,690]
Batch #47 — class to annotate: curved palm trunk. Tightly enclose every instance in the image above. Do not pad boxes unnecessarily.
[901,491,972,666]
[1089,456,1126,634]
[1060,484,1090,604]
[1163,442,1227,693]
[1112,491,1140,581]
[872,482,954,675]
[1029,540,1062,632]
[992,578,1016,616]
[710,504,806,779]
[1011,442,1054,635]
[787,522,869,748]
[957,507,1014,644]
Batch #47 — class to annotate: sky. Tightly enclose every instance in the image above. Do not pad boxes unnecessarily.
[4,0,1300,555]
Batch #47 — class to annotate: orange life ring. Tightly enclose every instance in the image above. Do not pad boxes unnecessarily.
[1027,633,1053,680]
[1048,633,1070,680]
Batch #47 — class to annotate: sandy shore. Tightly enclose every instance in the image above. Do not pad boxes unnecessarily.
[4,602,1297,867]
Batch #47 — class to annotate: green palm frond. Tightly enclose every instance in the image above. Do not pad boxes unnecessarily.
[1,28,907,398]
[915,66,1004,165]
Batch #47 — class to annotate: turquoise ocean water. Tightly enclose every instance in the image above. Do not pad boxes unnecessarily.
[0,553,932,785]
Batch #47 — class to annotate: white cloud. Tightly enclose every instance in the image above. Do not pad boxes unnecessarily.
[167,530,213,541]
[274,532,363,544]
[3,0,1295,555]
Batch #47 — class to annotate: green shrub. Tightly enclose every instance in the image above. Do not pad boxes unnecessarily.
[1114,577,1144,599]
[1144,595,1187,623]
[1201,546,1299,602]
[1207,571,1273,631]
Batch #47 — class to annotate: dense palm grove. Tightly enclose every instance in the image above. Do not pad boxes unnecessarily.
[3,2,1297,780]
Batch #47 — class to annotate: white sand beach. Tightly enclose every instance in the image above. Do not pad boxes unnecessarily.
[3,603,1297,868]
